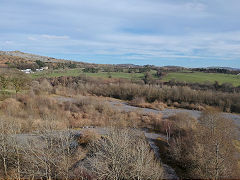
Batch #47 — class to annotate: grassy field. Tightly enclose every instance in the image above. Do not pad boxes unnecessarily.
[31,68,155,80]
[163,72,240,86]
[31,69,240,86]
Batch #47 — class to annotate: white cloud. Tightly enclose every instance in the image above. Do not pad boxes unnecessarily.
[9,30,238,61]
[28,36,37,41]
[4,41,14,45]
[41,34,69,40]
[0,0,240,66]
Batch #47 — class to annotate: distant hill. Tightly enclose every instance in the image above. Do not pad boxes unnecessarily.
[0,51,145,69]
[0,51,69,63]
[205,66,240,71]
[115,64,141,68]
[1,51,239,71]
[0,51,93,69]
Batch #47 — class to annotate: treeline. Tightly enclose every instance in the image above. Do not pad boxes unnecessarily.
[164,80,240,93]
[79,68,240,93]
[81,65,183,74]
[81,65,154,73]
[45,76,240,113]
[192,68,240,75]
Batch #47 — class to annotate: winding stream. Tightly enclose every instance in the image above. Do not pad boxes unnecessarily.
[56,96,240,127]
[54,95,240,179]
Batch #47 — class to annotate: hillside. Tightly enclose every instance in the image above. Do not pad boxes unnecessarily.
[0,51,70,63]
[0,51,97,69]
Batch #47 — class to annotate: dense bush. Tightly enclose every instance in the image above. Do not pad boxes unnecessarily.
[163,80,240,93]
[45,76,240,113]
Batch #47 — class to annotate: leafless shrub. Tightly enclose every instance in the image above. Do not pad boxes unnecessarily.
[130,97,146,106]
[0,118,23,179]
[86,128,163,180]
[169,109,240,179]
[130,97,166,111]
[0,98,23,117]
[78,129,100,145]
[169,112,198,130]
[0,117,88,179]
[40,79,53,93]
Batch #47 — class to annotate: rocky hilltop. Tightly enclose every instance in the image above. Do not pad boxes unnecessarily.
[0,51,68,63]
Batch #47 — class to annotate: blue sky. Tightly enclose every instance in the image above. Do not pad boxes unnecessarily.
[1,0,240,67]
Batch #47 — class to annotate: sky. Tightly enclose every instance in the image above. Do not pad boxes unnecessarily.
[1,0,240,68]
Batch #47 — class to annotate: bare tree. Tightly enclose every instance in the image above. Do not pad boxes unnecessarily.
[0,118,22,179]
[163,120,172,144]
[194,109,239,179]
[169,109,240,179]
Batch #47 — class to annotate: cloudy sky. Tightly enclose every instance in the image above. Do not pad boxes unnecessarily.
[1,0,240,67]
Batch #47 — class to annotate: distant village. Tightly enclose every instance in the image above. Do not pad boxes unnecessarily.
[21,66,48,74]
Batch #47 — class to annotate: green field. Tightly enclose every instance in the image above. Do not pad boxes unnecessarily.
[163,72,240,86]
[31,68,154,80]
[31,69,240,86]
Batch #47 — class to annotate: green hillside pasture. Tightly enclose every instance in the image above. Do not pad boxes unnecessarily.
[31,68,154,80]
[163,72,240,87]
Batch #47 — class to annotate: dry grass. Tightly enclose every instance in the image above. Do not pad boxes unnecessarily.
[77,129,101,145]
[0,92,166,133]
[0,95,70,132]
[130,97,167,110]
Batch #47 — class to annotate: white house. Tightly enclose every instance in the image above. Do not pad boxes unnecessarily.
[21,69,33,74]
[36,68,43,72]
[36,66,48,72]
